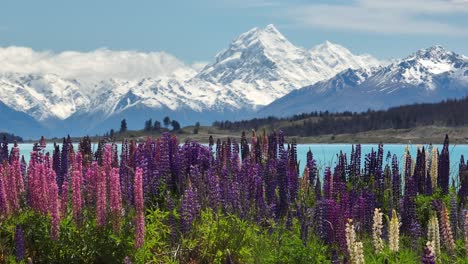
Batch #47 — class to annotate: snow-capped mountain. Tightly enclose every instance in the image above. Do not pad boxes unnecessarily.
[4,24,466,138]
[0,73,90,121]
[259,46,468,117]
[195,24,379,106]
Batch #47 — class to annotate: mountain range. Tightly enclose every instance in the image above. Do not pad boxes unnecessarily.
[0,24,467,138]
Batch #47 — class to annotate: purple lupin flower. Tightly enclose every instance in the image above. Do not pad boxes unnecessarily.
[134,167,145,248]
[306,149,317,188]
[391,154,401,212]
[458,155,468,207]
[181,180,199,233]
[323,167,333,200]
[450,193,458,239]
[207,168,220,210]
[253,164,266,221]
[438,135,450,194]
[422,242,436,264]
[15,225,25,262]
[315,175,322,201]
[414,147,426,195]
[277,149,289,218]
[167,195,177,244]
[240,131,250,161]
[402,177,417,234]
[264,160,277,211]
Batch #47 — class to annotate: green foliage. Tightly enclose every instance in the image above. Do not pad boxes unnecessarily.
[362,236,420,264]
[0,209,134,263]
[179,210,329,264]
[134,208,174,263]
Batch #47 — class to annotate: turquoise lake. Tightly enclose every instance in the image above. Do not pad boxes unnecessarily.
[16,143,467,179]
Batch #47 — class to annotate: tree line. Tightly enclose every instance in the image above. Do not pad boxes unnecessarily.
[213,97,468,136]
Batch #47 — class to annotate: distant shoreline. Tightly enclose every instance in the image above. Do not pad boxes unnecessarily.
[23,125,467,145]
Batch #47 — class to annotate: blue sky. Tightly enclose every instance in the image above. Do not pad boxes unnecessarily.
[1,0,468,63]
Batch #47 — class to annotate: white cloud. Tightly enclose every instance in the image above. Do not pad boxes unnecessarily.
[0,46,194,83]
[283,0,468,35]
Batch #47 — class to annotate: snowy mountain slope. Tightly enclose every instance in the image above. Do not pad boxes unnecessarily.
[195,24,380,106]
[0,73,90,121]
[259,46,468,117]
[10,24,463,138]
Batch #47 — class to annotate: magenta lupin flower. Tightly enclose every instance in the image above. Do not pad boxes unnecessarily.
[60,180,69,217]
[5,164,19,213]
[0,173,9,215]
[96,167,107,226]
[134,168,144,214]
[13,160,24,195]
[135,212,145,248]
[110,167,122,232]
[49,179,60,240]
[134,167,145,248]
[72,169,83,224]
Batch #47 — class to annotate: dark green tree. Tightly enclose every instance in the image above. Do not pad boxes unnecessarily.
[171,120,181,131]
[144,119,153,131]
[193,121,200,134]
[163,116,171,128]
[153,120,161,131]
[120,119,127,133]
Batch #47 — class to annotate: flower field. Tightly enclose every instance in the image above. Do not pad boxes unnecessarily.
[0,132,467,263]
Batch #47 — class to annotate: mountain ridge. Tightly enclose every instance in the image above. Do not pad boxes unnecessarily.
[1,24,467,138]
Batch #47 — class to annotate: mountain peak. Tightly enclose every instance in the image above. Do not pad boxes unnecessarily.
[230,24,289,50]
[413,45,454,61]
[264,24,280,33]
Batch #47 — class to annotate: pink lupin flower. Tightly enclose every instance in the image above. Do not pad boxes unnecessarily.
[134,167,145,248]
[13,160,24,194]
[84,162,98,204]
[75,152,83,174]
[72,169,83,224]
[135,213,145,249]
[110,167,122,232]
[49,179,60,240]
[39,163,50,214]
[60,180,69,217]
[0,171,9,215]
[134,168,144,214]
[97,167,108,226]
[5,164,19,213]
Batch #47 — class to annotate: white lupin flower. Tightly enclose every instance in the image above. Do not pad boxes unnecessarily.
[372,208,384,253]
[346,219,365,264]
[388,210,400,252]
[427,215,441,260]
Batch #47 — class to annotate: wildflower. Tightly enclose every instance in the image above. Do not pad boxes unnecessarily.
[15,225,25,262]
[72,169,83,224]
[96,168,107,226]
[440,204,455,253]
[372,208,384,253]
[438,135,449,194]
[181,180,199,233]
[430,147,438,189]
[389,210,400,252]
[346,219,365,264]
[428,215,441,260]
[50,180,60,240]
[422,241,436,264]
[110,167,122,232]
[134,167,145,248]
[346,219,356,258]
[464,210,468,255]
